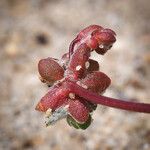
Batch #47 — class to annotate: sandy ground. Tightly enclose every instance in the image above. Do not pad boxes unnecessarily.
[0,0,150,150]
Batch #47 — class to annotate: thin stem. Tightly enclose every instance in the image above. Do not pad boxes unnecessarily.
[69,37,79,58]
[67,81,150,113]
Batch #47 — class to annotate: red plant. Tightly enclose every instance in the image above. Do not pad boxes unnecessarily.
[35,25,150,129]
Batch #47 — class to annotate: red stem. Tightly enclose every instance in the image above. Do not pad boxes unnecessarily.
[67,81,150,113]
[69,37,79,58]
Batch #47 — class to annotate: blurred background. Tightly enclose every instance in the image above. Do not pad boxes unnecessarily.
[0,0,150,150]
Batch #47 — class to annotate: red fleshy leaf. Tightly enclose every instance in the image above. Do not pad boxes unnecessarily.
[69,25,116,56]
[77,25,103,39]
[80,71,111,93]
[85,36,99,50]
[87,59,99,72]
[101,28,116,36]
[92,30,116,55]
[35,84,70,112]
[69,25,103,56]
[68,99,89,123]
[67,43,91,79]
[38,57,64,84]
[93,30,116,44]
